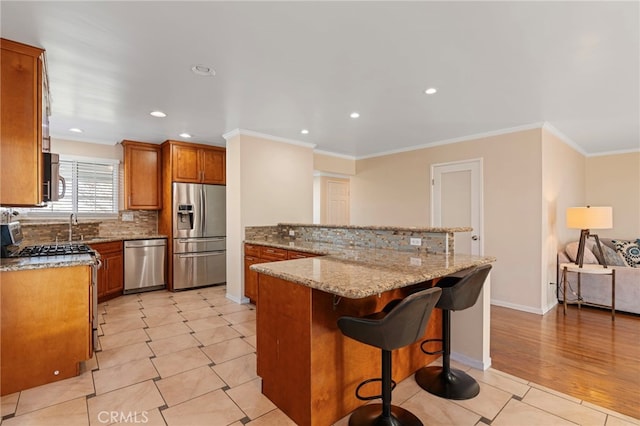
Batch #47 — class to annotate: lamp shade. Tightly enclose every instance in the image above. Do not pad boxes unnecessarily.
[566,206,613,229]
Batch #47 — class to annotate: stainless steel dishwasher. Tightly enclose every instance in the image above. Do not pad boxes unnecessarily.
[124,238,167,294]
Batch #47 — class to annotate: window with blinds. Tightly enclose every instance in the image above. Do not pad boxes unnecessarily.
[35,158,119,215]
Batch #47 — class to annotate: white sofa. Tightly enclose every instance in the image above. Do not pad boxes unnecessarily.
[557,238,640,315]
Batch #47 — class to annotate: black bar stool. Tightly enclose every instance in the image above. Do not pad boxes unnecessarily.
[415,264,492,400]
[338,287,442,426]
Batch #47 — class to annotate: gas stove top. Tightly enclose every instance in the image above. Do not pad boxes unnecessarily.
[12,243,94,257]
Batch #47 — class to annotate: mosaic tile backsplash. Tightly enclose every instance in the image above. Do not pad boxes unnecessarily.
[245,223,455,254]
[17,211,158,245]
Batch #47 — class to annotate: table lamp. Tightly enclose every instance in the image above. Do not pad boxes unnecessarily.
[566,206,613,268]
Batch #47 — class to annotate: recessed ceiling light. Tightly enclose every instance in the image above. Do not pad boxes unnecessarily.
[179,133,192,138]
[425,88,438,95]
[191,65,216,76]
[150,111,167,118]
[350,112,360,119]
[69,128,83,133]
[301,129,309,135]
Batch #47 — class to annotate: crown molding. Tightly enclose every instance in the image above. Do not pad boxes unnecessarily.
[356,122,546,160]
[312,149,356,160]
[542,122,587,156]
[222,128,316,149]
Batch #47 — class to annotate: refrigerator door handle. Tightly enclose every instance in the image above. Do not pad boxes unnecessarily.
[178,251,225,259]
[178,237,225,243]
[200,185,206,236]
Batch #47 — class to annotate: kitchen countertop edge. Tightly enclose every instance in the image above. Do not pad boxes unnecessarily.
[246,240,496,299]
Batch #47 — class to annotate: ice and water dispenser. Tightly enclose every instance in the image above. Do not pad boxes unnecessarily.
[177,204,194,231]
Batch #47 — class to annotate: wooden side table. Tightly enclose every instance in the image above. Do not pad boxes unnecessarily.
[561,263,616,321]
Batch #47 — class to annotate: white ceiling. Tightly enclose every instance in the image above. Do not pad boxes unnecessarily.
[2,1,638,158]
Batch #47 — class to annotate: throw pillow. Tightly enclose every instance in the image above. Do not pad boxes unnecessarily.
[591,243,627,267]
[612,240,640,268]
[565,242,599,264]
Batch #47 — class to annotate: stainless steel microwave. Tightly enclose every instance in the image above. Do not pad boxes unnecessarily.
[43,153,66,202]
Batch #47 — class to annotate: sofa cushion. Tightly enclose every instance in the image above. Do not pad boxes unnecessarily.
[591,242,627,267]
[565,242,599,264]
[612,240,640,268]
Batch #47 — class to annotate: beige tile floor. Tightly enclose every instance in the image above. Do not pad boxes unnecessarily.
[2,285,638,426]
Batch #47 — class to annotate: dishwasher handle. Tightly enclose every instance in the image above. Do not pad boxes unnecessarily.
[125,239,167,248]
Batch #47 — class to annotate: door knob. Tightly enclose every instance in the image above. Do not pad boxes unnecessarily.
[471,235,479,241]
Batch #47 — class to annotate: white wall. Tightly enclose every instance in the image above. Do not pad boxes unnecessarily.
[225,131,314,303]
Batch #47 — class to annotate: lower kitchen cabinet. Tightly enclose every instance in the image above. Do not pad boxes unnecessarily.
[1,265,92,395]
[92,241,124,303]
[243,243,319,303]
[244,255,266,302]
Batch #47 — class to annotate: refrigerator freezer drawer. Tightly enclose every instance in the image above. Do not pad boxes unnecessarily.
[174,237,226,254]
[173,250,226,290]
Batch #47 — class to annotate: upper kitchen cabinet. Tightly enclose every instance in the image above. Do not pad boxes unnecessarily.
[0,38,49,206]
[122,140,162,210]
[162,140,225,185]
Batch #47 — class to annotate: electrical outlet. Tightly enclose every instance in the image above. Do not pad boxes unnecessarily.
[410,237,422,246]
[121,212,134,222]
[289,230,295,236]
[410,257,422,266]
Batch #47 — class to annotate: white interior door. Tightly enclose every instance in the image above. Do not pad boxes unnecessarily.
[325,177,350,225]
[432,160,482,255]
[431,158,491,370]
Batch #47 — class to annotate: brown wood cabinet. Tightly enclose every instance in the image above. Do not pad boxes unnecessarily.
[0,38,48,206]
[92,241,124,303]
[256,274,442,426]
[1,265,92,395]
[243,243,318,303]
[122,140,162,209]
[163,140,225,185]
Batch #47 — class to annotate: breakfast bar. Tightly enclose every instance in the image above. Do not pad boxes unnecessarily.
[247,224,495,426]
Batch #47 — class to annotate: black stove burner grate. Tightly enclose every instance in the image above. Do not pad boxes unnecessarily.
[13,243,94,257]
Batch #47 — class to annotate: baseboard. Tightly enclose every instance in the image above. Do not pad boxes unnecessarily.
[451,351,491,371]
[490,299,545,315]
[226,293,250,304]
[542,300,558,314]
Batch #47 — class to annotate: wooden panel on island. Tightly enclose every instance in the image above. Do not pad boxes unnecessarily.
[1,265,92,395]
[256,273,441,426]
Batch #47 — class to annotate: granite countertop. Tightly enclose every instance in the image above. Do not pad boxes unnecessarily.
[247,239,496,299]
[0,253,98,272]
[83,235,168,244]
[278,223,472,233]
[0,235,167,272]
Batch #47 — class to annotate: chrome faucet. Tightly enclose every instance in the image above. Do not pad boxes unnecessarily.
[69,213,78,242]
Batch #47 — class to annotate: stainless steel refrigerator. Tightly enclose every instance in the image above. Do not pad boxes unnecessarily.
[172,182,226,290]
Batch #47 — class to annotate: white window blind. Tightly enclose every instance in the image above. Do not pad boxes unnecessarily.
[35,158,119,215]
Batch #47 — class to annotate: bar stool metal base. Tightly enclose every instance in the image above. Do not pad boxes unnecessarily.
[348,403,423,426]
[415,366,480,400]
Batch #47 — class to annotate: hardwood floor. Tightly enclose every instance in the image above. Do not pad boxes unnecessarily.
[491,304,640,420]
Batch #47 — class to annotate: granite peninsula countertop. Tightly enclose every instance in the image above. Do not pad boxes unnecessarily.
[279,223,473,233]
[247,239,495,299]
